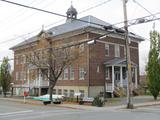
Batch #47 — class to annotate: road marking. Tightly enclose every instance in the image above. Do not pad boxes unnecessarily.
[0,110,33,116]
[11,110,92,120]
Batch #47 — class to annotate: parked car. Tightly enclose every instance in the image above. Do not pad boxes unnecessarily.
[32,94,64,104]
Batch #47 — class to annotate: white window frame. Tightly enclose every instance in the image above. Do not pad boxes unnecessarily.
[63,89,68,97]
[16,72,19,81]
[70,65,74,80]
[79,67,85,80]
[63,68,68,80]
[105,44,109,56]
[79,43,84,52]
[53,89,56,94]
[79,90,85,97]
[23,71,26,81]
[23,55,26,64]
[105,67,110,80]
[69,90,74,97]
[115,44,120,57]
[58,89,62,95]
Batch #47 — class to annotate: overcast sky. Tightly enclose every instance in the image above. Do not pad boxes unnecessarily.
[0,0,160,74]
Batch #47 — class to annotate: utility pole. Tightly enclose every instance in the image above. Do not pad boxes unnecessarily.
[122,0,133,109]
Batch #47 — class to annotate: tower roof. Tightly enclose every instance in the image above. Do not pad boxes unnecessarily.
[66,5,77,15]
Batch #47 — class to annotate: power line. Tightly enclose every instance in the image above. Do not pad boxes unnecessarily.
[1,0,160,46]
[79,0,113,14]
[1,13,160,62]
[0,0,110,28]
[0,0,115,45]
[1,11,160,46]
[0,0,46,29]
[133,0,160,23]
[0,0,112,35]
[0,0,57,33]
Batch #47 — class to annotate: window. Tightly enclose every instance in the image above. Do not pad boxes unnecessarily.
[79,43,84,52]
[58,89,62,95]
[20,71,24,81]
[23,71,26,81]
[70,65,74,80]
[97,65,100,73]
[124,46,126,58]
[69,90,74,97]
[16,72,19,81]
[53,89,56,94]
[115,44,120,57]
[105,44,109,56]
[79,67,85,80]
[58,75,62,80]
[22,55,26,64]
[63,68,68,80]
[63,89,68,97]
[105,67,110,80]
[15,56,18,65]
[79,90,85,98]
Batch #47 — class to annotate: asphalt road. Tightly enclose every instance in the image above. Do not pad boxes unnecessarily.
[0,100,160,120]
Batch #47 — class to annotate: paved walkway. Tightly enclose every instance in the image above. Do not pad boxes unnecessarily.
[0,96,160,110]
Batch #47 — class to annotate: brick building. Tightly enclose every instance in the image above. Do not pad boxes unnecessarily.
[10,5,143,97]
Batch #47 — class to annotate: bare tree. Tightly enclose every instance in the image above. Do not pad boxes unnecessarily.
[26,36,82,102]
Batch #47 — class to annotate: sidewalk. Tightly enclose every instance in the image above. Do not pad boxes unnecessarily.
[0,96,160,110]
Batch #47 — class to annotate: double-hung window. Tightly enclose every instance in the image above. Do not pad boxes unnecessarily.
[79,67,85,80]
[115,44,120,57]
[70,65,74,80]
[105,44,109,56]
[63,68,68,80]
[105,67,110,80]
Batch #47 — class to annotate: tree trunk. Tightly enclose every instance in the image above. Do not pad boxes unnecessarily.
[154,95,157,100]
[48,79,57,103]
[3,91,6,97]
[49,86,53,102]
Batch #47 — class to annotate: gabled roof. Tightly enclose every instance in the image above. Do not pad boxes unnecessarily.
[10,15,144,50]
[104,58,137,67]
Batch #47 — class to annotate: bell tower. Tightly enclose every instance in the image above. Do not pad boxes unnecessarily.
[66,3,77,23]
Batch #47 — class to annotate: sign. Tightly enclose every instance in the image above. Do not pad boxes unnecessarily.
[24,91,28,97]
[74,92,81,96]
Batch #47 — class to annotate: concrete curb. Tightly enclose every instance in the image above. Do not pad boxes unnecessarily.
[1,97,160,110]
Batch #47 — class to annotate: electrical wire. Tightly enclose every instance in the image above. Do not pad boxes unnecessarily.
[0,0,160,46]
[133,0,160,23]
[0,0,114,45]
[0,0,111,28]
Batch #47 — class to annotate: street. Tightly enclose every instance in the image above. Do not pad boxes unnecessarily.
[0,100,160,120]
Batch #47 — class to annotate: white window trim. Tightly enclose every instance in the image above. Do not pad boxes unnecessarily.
[79,43,85,52]
[16,72,18,81]
[79,67,85,80]
[70,65,74,80]
[105,67,110,80]
[63,68,68,80]
[115,44,120,57]
[105,44,109,56]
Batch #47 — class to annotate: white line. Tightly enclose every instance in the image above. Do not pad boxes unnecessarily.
[0,110,33,116]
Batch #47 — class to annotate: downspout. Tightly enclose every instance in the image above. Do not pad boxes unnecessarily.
[87,33,90,97]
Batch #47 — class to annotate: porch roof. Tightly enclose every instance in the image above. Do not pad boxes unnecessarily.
[104,58,137,67]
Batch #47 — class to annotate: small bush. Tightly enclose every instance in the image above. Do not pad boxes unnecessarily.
[92,97,104,107]
[79,100,84,105]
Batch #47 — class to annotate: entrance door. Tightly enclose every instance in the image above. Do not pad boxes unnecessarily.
[114,67,120,87]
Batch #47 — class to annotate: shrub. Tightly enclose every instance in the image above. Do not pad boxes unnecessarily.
[79,100,84,105]
[92,97,104,107]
